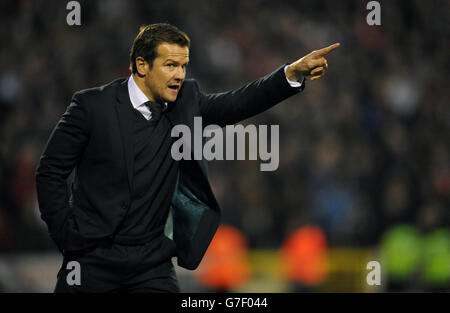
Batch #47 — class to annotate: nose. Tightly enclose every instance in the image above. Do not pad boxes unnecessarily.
[174,66,185,81]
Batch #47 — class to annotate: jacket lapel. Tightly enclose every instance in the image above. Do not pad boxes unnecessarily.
[165,85,183,126]
[115,79,135,192]
[165,86,210,186]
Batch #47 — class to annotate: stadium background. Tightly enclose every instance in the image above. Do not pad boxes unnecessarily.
[0,0,448,292]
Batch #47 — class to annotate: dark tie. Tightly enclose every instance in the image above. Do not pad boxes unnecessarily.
[143,101,162,121]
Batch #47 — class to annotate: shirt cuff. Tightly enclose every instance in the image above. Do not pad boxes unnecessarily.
[284,65,303,88]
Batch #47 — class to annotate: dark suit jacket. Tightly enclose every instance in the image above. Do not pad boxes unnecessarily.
[35,65,304,270]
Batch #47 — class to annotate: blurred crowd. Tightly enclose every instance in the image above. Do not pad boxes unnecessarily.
[0,0,448,270]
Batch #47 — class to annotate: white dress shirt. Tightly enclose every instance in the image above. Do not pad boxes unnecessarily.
[127,75,168,120]
[284,65,303,88]
[128,67,302,120]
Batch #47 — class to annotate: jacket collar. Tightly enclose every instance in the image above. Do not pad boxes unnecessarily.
[115,78,135,191]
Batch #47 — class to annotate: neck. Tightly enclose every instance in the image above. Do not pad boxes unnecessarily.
[132,73,156,102]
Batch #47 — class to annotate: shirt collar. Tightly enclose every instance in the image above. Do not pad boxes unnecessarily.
[127,74,149,109]
[127,74,168,110]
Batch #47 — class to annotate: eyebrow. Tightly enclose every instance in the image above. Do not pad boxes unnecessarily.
[164,59,189,65]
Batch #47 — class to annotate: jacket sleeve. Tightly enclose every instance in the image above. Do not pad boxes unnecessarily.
[196,64,305,127]
[35,92,91,253]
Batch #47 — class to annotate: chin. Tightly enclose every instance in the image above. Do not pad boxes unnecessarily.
[164,95,178,103]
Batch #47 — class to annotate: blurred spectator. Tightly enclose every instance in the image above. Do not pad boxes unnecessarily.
[280,225,329,292]
[195,225,251,292]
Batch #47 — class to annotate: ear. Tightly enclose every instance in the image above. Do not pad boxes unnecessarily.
[135,57,148,76]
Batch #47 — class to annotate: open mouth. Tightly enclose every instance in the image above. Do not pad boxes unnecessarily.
[168,85,179,91]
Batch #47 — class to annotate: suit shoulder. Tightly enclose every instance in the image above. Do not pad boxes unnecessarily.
[183,78,199,88]
[72,77,127,103]
[181,78,201,95]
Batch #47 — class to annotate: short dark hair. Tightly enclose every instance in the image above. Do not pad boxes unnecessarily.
[129,23,190,74]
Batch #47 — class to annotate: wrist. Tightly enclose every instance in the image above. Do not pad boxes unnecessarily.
[285,64,297,82]
[284,65,304,88]
[285,62,307,82]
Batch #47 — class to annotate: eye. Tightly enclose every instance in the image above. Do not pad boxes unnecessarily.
[167,64,175,68]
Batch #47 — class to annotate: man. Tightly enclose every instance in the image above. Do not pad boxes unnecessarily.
[35,23,339,293]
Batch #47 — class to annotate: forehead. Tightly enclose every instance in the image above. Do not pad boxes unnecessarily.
[156,43,189,61]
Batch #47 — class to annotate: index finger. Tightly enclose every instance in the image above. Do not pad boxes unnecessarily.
[315,43,340,56]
